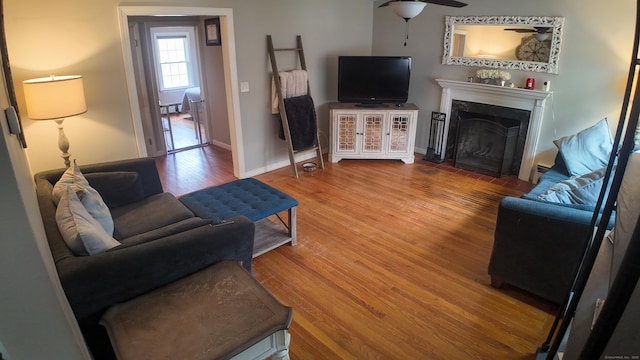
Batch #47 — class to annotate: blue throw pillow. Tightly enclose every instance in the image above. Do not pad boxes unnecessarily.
[553,118,613,177]
[538,166,609,205]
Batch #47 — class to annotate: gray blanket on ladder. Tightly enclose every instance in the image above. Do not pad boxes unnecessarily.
[279,94,317,151]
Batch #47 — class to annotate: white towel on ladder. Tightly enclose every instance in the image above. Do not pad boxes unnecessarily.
[271,69,308,114]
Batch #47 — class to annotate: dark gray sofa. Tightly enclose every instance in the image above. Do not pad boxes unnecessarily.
[488,155,614,304]
[34,157,255,357]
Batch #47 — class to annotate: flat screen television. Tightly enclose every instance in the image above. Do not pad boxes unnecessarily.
[337,56,411,106]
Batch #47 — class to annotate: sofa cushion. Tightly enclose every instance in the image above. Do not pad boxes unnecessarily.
[85,171,145,208]
[111,192,195,240]
[53,161,114,236]
[538,166,609,205]
[56,186,121,255]
[522,170,598,212]
[553,118,613,177]
[526,169,569,198]
[113,217,214,250]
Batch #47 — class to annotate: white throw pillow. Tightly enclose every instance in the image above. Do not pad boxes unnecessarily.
[56,186,120,255]
[52,160,114,235]
[52,160,90,203]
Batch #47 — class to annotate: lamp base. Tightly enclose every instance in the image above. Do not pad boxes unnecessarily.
[55,119,72,168]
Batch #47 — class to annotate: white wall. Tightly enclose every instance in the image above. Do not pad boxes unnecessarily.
[4,0,374,175]
[200,27,231,147]
[372,0,635,167]
[3,1,635,175]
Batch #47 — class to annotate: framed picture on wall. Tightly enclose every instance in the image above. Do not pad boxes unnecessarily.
[204,18,221,46]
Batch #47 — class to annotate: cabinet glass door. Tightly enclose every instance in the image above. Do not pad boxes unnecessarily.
[362,114,384,153]
[336,114,357,153]
[388,114,411,153]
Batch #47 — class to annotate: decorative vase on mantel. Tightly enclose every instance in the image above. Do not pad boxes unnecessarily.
[476,69,511,87]
[480,78,506,86]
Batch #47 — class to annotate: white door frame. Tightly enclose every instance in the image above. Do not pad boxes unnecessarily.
[117,6,245,178]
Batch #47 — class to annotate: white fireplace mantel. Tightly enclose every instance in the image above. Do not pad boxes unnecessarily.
[435,78,552,181]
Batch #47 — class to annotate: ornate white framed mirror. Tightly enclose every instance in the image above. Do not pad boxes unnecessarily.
[442,16,565,73]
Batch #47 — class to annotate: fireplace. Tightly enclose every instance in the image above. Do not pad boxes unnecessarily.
[435,79,552,181]
[454,117,520,177]
[449,100,531,177]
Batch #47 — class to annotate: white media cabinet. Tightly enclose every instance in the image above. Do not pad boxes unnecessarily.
[328,103,419,164]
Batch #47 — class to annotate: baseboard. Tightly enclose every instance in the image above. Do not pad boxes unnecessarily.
[414,146,427,155]
[243,149,324,178]
[209,140,231,150]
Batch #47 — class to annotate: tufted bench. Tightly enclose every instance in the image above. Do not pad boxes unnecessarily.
[180,178,298,256]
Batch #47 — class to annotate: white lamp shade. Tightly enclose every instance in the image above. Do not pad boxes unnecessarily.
[23,75,87,120]
[389,1,426,19]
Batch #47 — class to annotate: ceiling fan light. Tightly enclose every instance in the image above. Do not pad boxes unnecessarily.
[534,33,550,41]
[389,1,427,20]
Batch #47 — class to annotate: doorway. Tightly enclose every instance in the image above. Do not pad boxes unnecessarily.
[152,25,208,153]
[117,6,246,178]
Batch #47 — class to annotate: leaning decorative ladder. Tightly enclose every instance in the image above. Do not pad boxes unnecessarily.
[267,34,324,178]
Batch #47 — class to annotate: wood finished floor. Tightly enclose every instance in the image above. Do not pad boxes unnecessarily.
[155,145,557,359]
[163,112,206,152]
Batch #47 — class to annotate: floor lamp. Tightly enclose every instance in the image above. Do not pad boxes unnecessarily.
[23,75,87,167]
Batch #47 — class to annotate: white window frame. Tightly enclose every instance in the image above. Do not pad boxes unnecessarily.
[150,27,198,91]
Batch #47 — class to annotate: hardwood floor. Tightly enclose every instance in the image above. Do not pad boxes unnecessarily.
[163,112,206,152]
[155,146,557,359]
[155,144,235,196]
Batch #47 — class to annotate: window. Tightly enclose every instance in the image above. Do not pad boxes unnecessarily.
[157,36,189,89]
[150,27,199,91]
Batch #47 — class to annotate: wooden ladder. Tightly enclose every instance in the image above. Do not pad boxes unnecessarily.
[267,34,324,178]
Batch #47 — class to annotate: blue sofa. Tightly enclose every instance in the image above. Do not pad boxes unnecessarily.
[488,155,614,304]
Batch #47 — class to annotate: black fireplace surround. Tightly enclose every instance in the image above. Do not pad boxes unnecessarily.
[447,100,531,177]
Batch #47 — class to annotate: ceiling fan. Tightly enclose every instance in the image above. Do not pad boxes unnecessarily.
[504,26,552,41]
[379,0,468,46]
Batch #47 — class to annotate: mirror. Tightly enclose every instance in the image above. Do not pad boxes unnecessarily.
[442,16,565,73]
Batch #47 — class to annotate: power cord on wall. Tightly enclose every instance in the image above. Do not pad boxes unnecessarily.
[548,92,557,140]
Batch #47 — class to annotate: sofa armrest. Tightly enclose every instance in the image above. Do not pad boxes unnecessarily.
[488,197,596,303]
[56,216,255,320]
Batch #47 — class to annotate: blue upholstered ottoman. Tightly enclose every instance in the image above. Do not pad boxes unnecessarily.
[180,178,298,256]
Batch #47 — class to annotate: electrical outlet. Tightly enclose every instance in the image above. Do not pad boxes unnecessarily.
[240,82,249,93]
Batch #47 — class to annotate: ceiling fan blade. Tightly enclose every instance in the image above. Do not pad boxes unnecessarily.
[379,0,467,8]
[534,27,553,33]
[421,0,468,8]
[504,28,536,33]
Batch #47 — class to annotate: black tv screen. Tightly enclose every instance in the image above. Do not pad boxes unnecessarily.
[337,56,411,105]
